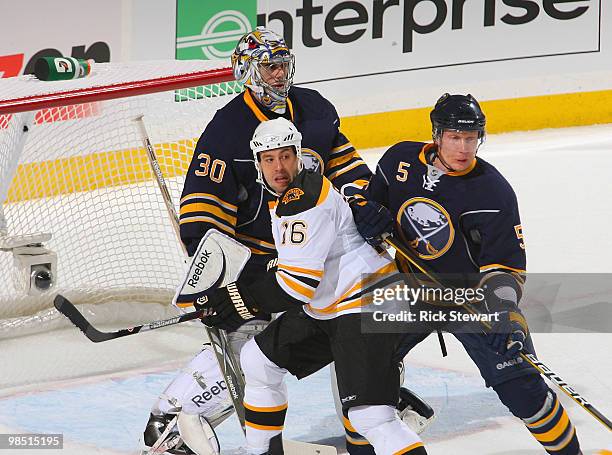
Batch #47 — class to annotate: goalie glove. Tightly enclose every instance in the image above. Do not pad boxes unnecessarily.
[197,281,269,333]
[482,273,528,358]
[348,196,393,247]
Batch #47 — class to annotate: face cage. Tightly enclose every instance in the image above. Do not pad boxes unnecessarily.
[252,54,295,99]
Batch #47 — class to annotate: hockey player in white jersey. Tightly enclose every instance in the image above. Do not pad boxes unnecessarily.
[199,118,429,455]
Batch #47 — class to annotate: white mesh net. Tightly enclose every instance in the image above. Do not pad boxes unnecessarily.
[0,60,239,338]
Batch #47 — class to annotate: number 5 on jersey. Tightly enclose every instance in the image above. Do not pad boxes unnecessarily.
[281,220,307,245]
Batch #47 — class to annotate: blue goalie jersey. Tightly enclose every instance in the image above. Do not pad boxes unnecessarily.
[364,141,526,287]
[179,87,371,263]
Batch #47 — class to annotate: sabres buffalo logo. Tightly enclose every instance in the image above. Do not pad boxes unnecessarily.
[301,148,323,174]
[398,197,454,260]
[282,187,304,204]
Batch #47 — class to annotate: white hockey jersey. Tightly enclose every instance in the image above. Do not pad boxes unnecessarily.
[270,171,399,320]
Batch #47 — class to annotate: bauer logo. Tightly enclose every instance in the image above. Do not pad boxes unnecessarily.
[176,0,257,60]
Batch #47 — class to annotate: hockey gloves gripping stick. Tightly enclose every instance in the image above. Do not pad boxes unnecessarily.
[482,273,529,358]
[195,281,269,333]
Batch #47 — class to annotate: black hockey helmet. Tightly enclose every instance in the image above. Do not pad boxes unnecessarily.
[430,93,486,140]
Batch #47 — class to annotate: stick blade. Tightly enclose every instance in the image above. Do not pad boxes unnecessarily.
[53,294,112,342]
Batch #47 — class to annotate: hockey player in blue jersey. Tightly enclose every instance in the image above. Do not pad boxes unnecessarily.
[143,27,433,455]
[352,93,582,454]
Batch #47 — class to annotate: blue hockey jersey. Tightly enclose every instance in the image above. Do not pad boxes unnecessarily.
[364,141,526,287]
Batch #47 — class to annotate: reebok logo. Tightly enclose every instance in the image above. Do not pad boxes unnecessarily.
[187,249,213,288]
[191,380,227,407]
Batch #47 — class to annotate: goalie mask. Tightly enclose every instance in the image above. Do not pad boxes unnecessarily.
[231,27,295,114]
[250,118,303,197]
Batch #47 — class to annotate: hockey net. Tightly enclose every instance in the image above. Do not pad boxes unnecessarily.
[0,60,237,339]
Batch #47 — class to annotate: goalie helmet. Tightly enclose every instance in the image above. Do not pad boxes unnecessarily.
[250,118,303,197]
[231,27,295,114]
[430,93,486,141]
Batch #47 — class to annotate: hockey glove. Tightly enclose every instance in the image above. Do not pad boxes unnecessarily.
[197,281,265,332]
[482,274,528,358]
[487,309,528,358]
[349,197,393,247]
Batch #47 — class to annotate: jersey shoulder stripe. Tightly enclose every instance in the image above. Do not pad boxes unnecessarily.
[275,171,331,217]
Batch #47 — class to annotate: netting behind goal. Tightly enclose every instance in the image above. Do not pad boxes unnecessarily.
[0,60,237,338]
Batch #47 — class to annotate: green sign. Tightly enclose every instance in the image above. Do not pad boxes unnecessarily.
[176,0,257,61]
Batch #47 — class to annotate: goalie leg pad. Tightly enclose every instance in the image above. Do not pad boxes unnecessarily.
[154,345,232,418]
[177,412,220,455]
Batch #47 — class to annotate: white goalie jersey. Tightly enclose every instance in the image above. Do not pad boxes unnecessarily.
[270,171,398,320]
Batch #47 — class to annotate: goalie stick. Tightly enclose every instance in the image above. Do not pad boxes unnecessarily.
[53,294,207,342]
[384,234,612,432]
[134,117,337,454]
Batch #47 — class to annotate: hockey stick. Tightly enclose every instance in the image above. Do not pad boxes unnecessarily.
[135,115,248,432]
[384,234,612,431]
[53,294,208,342]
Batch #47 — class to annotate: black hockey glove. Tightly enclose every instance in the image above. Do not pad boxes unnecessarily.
[482,274,528,358]
[349,197,393,247]
[487,309,528,358]
[196,281,267,332]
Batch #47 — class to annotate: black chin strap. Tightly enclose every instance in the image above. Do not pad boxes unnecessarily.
[427,145,456,173]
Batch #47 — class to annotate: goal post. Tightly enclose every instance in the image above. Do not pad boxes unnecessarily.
[0,60,237,337]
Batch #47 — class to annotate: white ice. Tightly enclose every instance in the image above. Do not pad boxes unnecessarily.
[0,124,610,454]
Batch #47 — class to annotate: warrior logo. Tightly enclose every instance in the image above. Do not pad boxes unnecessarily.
[301,148,323,174]
[398,197,454,260]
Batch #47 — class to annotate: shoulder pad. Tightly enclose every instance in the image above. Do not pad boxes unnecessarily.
[276,171,329,217]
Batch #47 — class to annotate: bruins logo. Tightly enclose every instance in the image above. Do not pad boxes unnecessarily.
[282,187,304,204]
[397,197,454,260]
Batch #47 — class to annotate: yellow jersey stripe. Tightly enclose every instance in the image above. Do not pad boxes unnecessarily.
[179,216,235,235]
[327,150,359,169]
[331,141,353,153]
[480,263,526,274]
[180,192,237,211]
[316,178,331,207]
[236,233,275,249]
[249,245,274,255]
[278,263,324,279]
[180,202,237,225]
[327,159,367,181]
[277,271,315,300]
